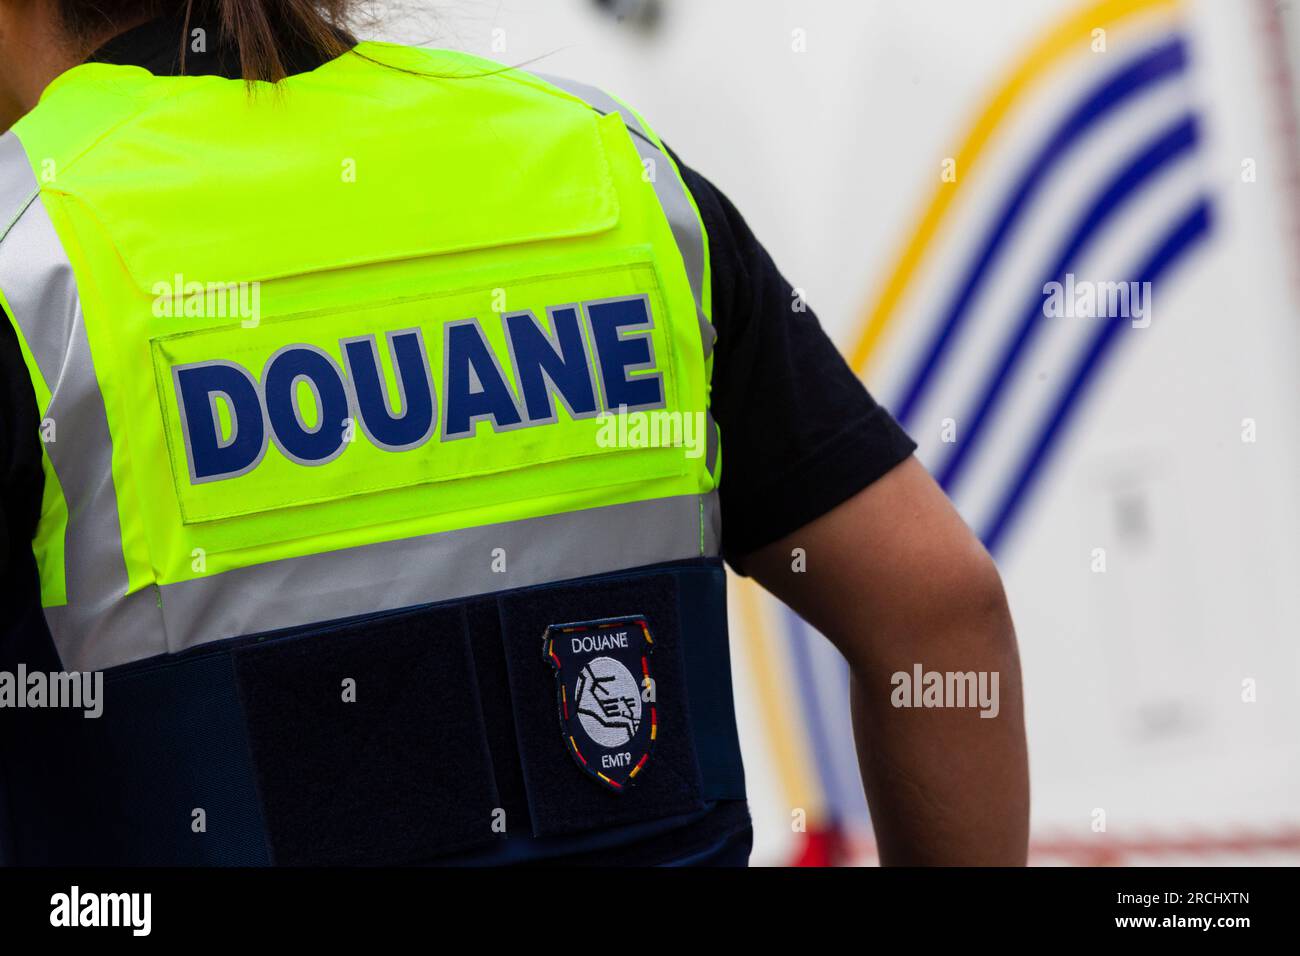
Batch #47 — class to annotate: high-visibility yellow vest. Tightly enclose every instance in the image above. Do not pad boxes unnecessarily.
[0,43,744,866]
[1,42,718,671]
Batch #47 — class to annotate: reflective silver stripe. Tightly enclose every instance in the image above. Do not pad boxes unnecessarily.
[0,134,38,236]
[533,73,716,360]
[531,73,722,480]
[152,492,718,669]
[0,130,168,669]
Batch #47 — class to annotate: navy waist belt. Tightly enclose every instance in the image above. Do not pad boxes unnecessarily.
[1,558,746,865]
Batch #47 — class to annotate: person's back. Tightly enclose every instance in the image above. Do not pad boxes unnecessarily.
[1,11,752,865]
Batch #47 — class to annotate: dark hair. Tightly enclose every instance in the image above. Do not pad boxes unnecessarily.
[57,0,354,84]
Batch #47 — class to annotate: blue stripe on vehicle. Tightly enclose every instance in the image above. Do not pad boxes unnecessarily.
[981,197,1213,553]
[935,113,1201,495]
[896,37,1189,427]
[781,607,845,824]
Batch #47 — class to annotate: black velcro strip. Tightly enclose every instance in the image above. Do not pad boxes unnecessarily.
[232,603,500,865]
[465,597,532,834]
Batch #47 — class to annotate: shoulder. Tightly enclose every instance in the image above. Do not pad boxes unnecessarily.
[354,44,607,113]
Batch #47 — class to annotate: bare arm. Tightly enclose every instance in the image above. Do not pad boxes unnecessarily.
[743,456,1030,865]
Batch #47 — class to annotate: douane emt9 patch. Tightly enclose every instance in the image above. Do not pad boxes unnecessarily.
[544,616,657,793]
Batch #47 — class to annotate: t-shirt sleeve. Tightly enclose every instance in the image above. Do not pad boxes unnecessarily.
[670,153,917,570]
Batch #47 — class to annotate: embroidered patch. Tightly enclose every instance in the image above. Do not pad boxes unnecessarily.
[543,616,656,793]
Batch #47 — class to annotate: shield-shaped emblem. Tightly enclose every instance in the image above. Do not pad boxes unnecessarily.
[543,615,656,793]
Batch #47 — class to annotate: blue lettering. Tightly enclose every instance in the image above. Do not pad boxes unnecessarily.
[173,361,265,482]
[585,297,664,411]
[343,331,437,450]
[171,293,669,482]
[264,346,350,464]
[443,319,523,439]
[504,307,598,422]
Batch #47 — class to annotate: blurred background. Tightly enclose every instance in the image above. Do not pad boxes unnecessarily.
[384,0,1300,865]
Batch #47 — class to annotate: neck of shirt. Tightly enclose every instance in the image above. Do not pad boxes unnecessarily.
[87,8,353,79]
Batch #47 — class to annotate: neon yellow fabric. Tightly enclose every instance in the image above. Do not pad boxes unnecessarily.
[12,42,715,592]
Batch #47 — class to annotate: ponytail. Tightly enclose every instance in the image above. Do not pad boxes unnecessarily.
[58,0,355,84]
[204,0,350,82]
